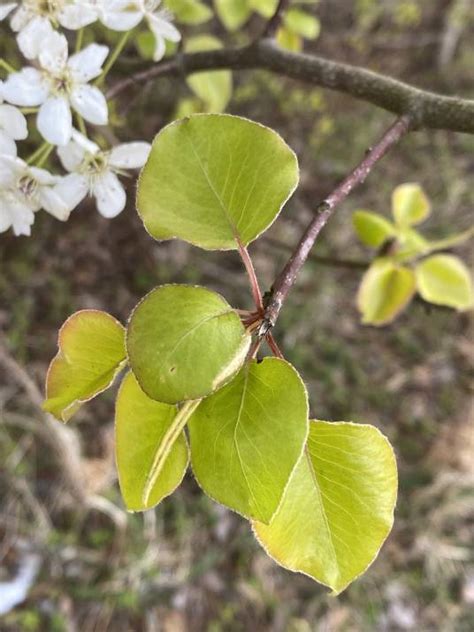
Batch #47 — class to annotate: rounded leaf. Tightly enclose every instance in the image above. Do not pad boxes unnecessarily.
[352,210,395,248]
[126,284,250,404]
[253,421,398,594]
[392,183,430,227]
[165,0,212,24]
[214,0,252,31]
[43,310,126,422]
[415,254,473,310]
[357,259,416,325]
[284,9,320,40]
[137,114,299,250]
[185,36,232,113]
[189,358,309,523]
[115,372,189,511]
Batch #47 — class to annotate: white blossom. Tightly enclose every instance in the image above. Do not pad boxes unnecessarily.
[100,0,180,61]
[55,132,151,217]
[0,81,28,157]
[2,32,109,146]
[0,155,73,235]
[1,2,98,59]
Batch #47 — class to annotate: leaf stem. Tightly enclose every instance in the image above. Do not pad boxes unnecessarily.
[36,144,53,167]
[266,332,284,358]
[142,399,201,506]
[75,27,84,53]
[27,142,50,165]
[237,239,264,314]
[96,31,131,86]
[0,58,16,74]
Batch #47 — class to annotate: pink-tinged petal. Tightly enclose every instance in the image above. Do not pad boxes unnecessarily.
[0,104,28,140]
[58,3,98,29]
[70,84,108,125]
[0,3,17,21]
[2,68,49,106]
[53,173,89,209]
[68,43,109,83]
[93,171,126,218]
[0,130,17,156]
[37,97,72,146]
[17,16,54,60]
[39,31,68,75]
[109,142,151,169]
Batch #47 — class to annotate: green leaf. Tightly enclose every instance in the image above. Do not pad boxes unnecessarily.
[392,183,430,227]
[276,26,303,52]
[127,285,251,404]
[357,259,416,325]
[115,372,191,511]
[43,310,126,422]
[253,420,398,594]
[137,114,299,250]
[284,9,320,39]
[214,0,251,31]
[189,358,308,523]
[415,254,474,310]
[165,0,212,24]
[248,0,278,18]
[185,36,232,112]
[352,210,395,248]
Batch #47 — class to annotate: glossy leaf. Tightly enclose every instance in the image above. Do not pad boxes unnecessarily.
[392,183,430,227]
[352,210,395,248]
[115,372,190,511]
[253,421,398,594]
[185,36,232,112]
[189,358,309,523]
[415,254,474,310]
[127,284,250,404]
[137,114,299,250]
[357,259,416,325]
[165,0,212,24]
[214,0,251,31]
[43,310,126,422]
[284,9,320,39]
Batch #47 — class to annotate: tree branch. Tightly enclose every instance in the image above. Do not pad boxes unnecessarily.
[262,115,413,330]
[107,40,474,134]
[260,0,289,39]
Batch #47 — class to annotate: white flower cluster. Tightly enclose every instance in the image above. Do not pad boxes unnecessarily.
[0,0,181,236]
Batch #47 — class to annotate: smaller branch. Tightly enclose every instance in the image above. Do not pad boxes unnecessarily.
[262,237,368,270]
[260,0,289,39]
[237,240,265,314]
[264,114,413,328]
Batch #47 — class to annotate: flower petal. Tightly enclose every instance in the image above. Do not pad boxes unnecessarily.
[58,3,98,29]
[109,142,151,169]
[147,13,181,43]
[0,155,21,186]
[0,130,17,156]
[0,104,28,140]
[99,0,143,30]
[39,186,71,221]
[10,5,29,31]
[0,192,35,236]
[17,16,54,60]
[2,68,49,106]
[39,31,68,75]
[57,140,86,172]
[70,84,108,125]
[93,171,126,218]
[37,97,72,146]
[0,3,17,21]
[68,43,109,83]
[29,166,57,186]
[53,173,89,210]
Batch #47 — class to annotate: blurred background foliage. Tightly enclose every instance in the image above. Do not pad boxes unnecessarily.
[0,0,473,630]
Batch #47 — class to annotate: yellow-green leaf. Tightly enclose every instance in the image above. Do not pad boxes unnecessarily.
[189,358,309,523]
[115,372,190,511]
[276,26,302,52]
[165,0,212,24]
[357,259,416,325]
[284,9,320,39]
[352,210,395,248]
[248,0,278,18]
[415,254,474,310]
[392,183,430,227]
[185,36,232,112]
[43,310,127,422]
[253,421,398,594]
[137,114,299,251]
[214,0,251,31]
[126,285,250,404]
